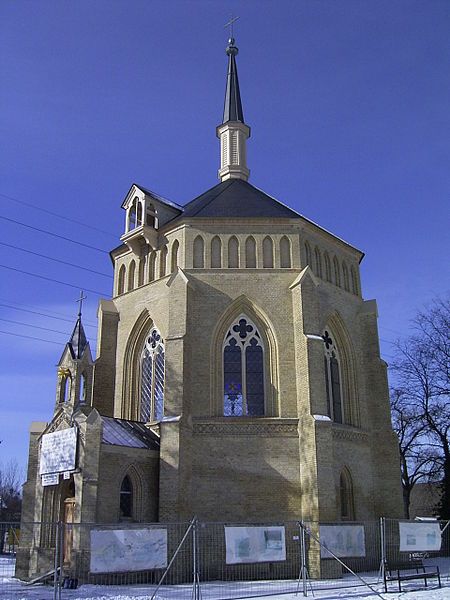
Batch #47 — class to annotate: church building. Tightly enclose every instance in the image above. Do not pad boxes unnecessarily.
[17,37,403,579]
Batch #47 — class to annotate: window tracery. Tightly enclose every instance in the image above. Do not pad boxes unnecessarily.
[140,327,165,422]
[223,316,265,417]
[322,330,343,423]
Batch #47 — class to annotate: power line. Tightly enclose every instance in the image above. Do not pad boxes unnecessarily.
[0,264,109,296]
[0,191,117,238]
[0,301,97,328]
[0,317,67,336]
[0,241,113,278]
[0,215,109,254]
[0,329,65,346]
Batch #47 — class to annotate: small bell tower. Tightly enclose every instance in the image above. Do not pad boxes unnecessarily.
[55,292,93,414]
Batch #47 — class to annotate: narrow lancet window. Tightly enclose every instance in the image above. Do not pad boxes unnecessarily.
[322,330,343,423]
[140,327,165,422]
[223,316,265,416]
[120,475,133,519]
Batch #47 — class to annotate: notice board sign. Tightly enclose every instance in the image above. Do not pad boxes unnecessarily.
[39,427,77,475]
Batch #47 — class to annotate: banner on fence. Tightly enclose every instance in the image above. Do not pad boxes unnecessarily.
[39,427,77,475]
[399,522,442,552]
[90,527,167,573]
[319,525,366,558]
[225,526,286,564]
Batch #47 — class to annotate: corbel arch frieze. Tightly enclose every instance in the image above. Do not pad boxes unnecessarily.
[210,295,280,417]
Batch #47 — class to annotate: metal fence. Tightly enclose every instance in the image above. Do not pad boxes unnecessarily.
[1,518,449,599]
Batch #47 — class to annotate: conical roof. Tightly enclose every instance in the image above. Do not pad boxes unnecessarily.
[222,38,244,124]
[68,316,88,359]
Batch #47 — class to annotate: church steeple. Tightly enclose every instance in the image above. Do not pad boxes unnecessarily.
[216,37,250,182]
[68,291,88,359]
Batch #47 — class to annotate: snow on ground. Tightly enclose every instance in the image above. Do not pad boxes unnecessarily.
[1,556,450,600]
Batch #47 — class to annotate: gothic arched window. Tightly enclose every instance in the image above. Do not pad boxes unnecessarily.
[223,316,265,417]
[138,258,145,287]
[118,264,126,295]
[193,236,205,268]
[333,256,341,287]
[120,475,133,519]
[159,246,167,278]
[79,373,87,405]
[340,468,355,520]
[211,236,222,268]
[280,236,291,268]
[128,260,136,291]
[305,242,312,267]
[140,327,165,422]
[322,330,343,423]
[171,240,179,273]
[350,266,358,296]
[245,236,256,268]
[315,247,323,278]
[148,252,156,282]
[262,236,274,268]
[324,252,332,282]
[228,236,239,268]
[342,262,350,292]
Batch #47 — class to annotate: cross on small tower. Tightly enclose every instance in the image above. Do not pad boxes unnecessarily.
[76,290,87,318]
[224,15,239,39]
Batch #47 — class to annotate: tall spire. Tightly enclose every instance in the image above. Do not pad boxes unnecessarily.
[223,38,244,124]
[216,36,250,182]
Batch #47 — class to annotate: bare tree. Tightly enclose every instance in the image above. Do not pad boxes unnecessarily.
[390,297,450,519]
[0,458,23,521]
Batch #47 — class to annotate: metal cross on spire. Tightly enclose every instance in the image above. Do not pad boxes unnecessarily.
[224,15,239,39]
[76,290,87,318]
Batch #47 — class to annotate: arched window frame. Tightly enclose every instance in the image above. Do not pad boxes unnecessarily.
[211,236,222,268]
[324,252,332,282]
[350,266,359,296]
[79,372,87,405]
[280,236,292,268]
[138,257,145,287]
[148,252,156,282]
[340,468,355,521]
[322,330,344,424]
[245,236,256,268]
[262,236,274,268]
[228,236,239,268]
[333,256,341,287]
[193,235,205,268]
[305,242,312,267]
[159,246,167,278]
[59,370,72,404]
[119,475,133,520]
[314,246,323,278]
[118,264,126,295]
[171,239,179,273]
[223,315,265,417]
[342,261,350,292]
[128,260,136,291]
[140,326,165,422]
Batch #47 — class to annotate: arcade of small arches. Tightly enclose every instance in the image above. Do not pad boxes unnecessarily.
[57,368,88,406]
[115,234,360,298]
[304,240,359,296]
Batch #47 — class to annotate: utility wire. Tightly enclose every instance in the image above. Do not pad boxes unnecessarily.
[0,191,117,239]
[0,264,109,296]
[0,301,97,328]
[0,241,113,278]
[0,215,109,254]
[0,329,67,346]
[0,317,70,336]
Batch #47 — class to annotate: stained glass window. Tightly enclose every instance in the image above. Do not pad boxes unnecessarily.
[322,330,343,423]
[223,316,265,416]
[140,327,165,422]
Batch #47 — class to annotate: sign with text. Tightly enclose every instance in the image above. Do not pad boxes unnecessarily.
[225,526,286,564]
[399,522,442,552]
[90,528,167,573]
[39,427,77,475]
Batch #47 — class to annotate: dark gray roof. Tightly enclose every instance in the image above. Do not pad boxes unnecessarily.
[101,416,160,450]
[223,40,244,124]
[181,179,301,219]
[68,317,88,359]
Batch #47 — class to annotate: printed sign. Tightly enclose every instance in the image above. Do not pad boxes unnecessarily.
[399,522,442,552]
[319,525,366,558]
[39,428,77,475]
[41,473,59,487]
[90,528,167,573]
[225,526,286,564]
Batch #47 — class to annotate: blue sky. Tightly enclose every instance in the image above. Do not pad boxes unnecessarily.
[0,1,449,472]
